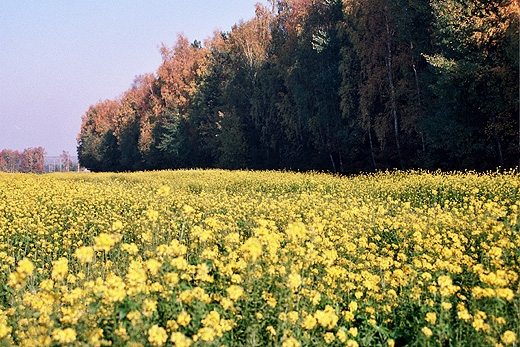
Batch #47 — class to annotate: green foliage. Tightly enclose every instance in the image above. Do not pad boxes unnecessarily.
[424,0,519,168]
[77,0,520,172]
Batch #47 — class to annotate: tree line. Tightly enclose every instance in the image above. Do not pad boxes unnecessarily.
[0,148,46,173]
[78,0,520,173]
[0,149,76,173]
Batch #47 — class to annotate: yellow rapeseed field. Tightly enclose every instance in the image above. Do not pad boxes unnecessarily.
[0,169,519,346]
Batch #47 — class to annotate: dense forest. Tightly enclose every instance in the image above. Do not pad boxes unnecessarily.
[77,0,520,172]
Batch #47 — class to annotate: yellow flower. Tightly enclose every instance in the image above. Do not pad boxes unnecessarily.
[342,310,355,322]
[336,329,348,342]
[287,311,299,324]
[346,339,359,347]
[51,257,68,281]
[348,327,358,337]
[157,186,171,196]
[201,310,220,329]
[421,326,433,338]
[220,297,233,311]
[263,291,277,307]
[421,272,433,281]
[112,220,124,231]
[311,290,322,305]
[472,312,490,332]
[171,256,188,270]
[457,303,472,322]
[166,320,179,331]
[74,246,94,263]
[177,311,191,327]
[241,237,263,262]
[425,312,437,325]
[94,232,117,252]
[231,274,242,283]
[0,319,12,339]
[88,328,104,345]
[146,258,163,276]
[266,326,276,336]
[287,272,302,292]
[142,299,157,317]
[301,314,317,330]
[219,318,234,333]
[496,288,515,302]
[441,302,452,310]
[286,222,308,242]
[197,327,216,342]
[437,275,459,297]
[226,285,244,300]
[126,310,142,325]
[60,306,83,325]
[126,260,147,294]
[16,258,34,277]
[501,331,517,345]
[182,205,195,214]
[52,328,77,344]
[195,262,213,282]
[495,317,506,325]
[282,336,301,347]
[7,272,24,289]
[365,306,376,315]
[148,325,168,346]
[171,331,192,347]
[324,332,335,343]
[122,242,139,255]
[314,305,339,329]
[115,326,129,340]
[348,301,358,312]
[146,209,160,221]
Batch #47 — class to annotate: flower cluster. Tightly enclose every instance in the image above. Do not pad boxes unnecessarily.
[0,169,519,346]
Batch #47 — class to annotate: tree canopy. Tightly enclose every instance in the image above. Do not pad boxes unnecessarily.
[78,0,520,172]
[0,147,46,173]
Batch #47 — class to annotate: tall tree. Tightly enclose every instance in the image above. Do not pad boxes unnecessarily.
[60,150,71,172]
[0,149,20,173]
[425,0,519,169]
[217,8,273,168]
[0,152,6,172]
[115,75,156,171]
[340,0,433,169]
[77,100,120,171]
[261,0,315,167]
[290,0,345,170]
[156,35,210,168]
[19,147,45,173]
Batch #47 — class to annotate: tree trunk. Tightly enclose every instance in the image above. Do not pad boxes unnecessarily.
[368,127,377,170]
[492,114,504,167]
[330,153,337,172]
[497,134,504,168]
[385,12,403,170]
[411,41,425,154]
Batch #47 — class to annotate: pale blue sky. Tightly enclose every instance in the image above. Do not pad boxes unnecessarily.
[0,1,267,156]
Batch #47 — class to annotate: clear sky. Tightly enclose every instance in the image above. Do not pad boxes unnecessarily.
[0,1,268,156]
